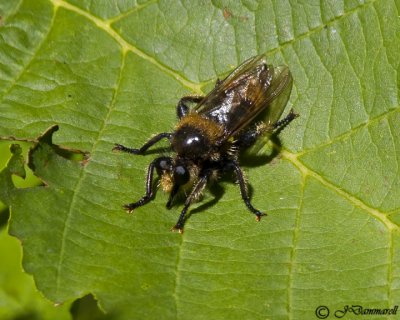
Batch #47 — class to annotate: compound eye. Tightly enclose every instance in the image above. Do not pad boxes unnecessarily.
[173,165,190,185]
[158,159,171,170]
[155,157,172,175]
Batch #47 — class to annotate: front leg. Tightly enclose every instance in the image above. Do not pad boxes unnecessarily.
[176,95,204,119]
[113,132,172,155]
[171,171,211,233]
[124,156,173,212]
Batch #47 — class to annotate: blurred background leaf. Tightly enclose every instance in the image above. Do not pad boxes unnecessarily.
[0,221,71,320]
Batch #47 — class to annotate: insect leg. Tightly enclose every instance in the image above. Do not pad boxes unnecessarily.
[176,95,204,119]
[230,160,265,221]
[235,109,298,148]
[171,171,211,233]
[273,109,298,131]
[124,156,172,212]
[113,132,172,155]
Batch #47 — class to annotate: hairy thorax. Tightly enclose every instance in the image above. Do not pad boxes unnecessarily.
[171,113,225,160]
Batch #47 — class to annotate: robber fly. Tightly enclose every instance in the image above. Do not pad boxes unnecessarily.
[114,55,298,233]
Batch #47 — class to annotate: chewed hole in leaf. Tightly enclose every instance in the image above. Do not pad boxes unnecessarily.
[27,125,89,173]
[70,294,116,320]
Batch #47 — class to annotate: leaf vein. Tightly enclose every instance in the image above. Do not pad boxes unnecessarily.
[299,106,400,155]
[50,0,202,94]
[0,4,56,103]
[55,48,127,297]
[283,150,399,232]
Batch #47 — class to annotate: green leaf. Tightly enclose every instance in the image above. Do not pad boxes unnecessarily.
[0,0,399,319]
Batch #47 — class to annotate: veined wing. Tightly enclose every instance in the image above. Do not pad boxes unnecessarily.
[194,55,292,138]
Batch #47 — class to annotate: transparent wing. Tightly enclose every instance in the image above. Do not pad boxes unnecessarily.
[194,55,292,138]
[259,65,293,126]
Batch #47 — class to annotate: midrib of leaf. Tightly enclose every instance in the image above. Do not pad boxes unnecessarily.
[54,47,127,296]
